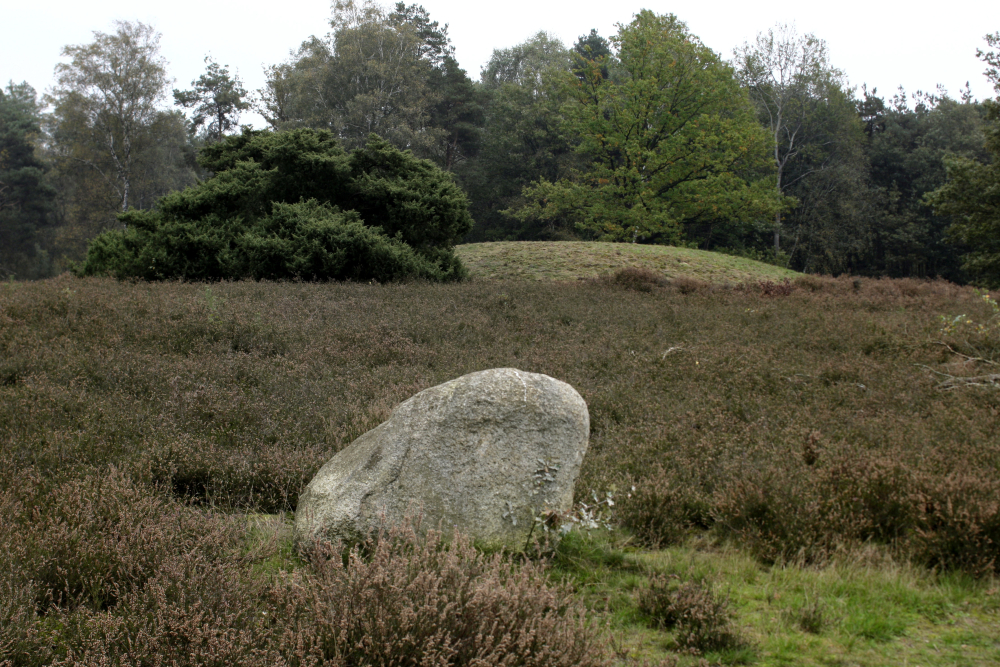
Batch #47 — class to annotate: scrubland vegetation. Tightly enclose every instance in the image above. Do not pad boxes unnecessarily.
[3,266,999,665]
[4,2,999,663]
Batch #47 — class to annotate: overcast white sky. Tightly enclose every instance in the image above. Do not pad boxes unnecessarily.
[2,0,997,128]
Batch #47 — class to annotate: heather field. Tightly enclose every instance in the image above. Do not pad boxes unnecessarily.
[3,259,1000,665]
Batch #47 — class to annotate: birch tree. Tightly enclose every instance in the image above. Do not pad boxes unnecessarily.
[734,25,844,253]
[50,21,170,214]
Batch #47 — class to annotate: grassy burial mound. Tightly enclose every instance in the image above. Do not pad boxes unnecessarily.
[2,273,1000,665]
[455,241,800,283]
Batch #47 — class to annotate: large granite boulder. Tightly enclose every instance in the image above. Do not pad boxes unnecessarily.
[294,368,589,551]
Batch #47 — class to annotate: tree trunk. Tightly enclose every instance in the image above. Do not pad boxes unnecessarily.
[773,123,782,255]
[774,210,781,254]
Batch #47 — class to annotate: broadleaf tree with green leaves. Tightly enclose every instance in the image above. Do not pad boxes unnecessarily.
[507,11,781,245]
[45,21,197,264]
[260,1,442,157]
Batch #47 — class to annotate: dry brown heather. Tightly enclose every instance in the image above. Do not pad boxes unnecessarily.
[1,272,999,664]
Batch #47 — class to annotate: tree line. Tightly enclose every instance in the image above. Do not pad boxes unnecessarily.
[2,1,998,286]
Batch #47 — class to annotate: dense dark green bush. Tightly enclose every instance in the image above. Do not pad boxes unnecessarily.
[76,129,473,282]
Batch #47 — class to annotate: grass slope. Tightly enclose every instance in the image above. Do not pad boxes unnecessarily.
[455,241,800,283]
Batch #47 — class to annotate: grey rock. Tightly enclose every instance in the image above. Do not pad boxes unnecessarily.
[294,368,589,551]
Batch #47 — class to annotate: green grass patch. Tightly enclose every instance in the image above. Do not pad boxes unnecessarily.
[552,530,1000,666]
